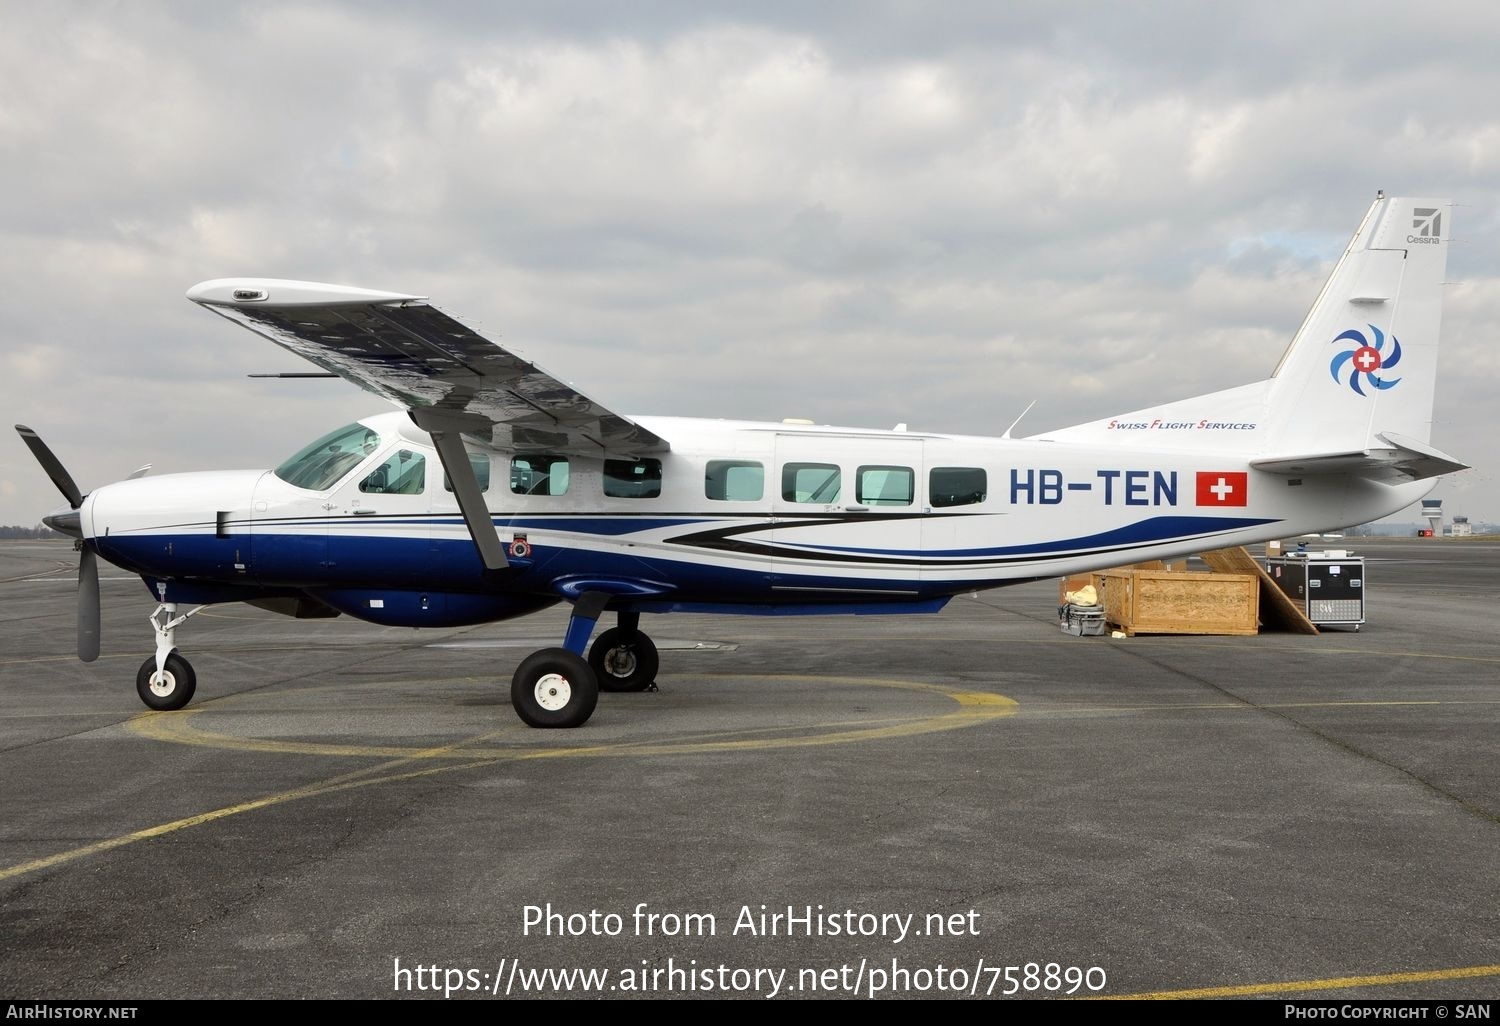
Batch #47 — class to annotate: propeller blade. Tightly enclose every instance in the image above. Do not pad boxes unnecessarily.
[78,547,100,663]
[14,425,84,508]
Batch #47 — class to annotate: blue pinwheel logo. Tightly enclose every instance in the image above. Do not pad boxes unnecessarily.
[1329,324,1402,395]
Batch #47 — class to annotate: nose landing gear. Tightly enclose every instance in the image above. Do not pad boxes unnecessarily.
[135,602,204,711]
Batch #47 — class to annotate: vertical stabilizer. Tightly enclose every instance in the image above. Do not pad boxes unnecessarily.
[1261,195,1450,456]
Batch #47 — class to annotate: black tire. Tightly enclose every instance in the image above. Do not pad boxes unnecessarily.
[136,652,197,711]
[588,627,660,693]
[511,648,599,728]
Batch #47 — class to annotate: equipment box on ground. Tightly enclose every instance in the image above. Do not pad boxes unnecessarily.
[1060,603,1107,636]
[1265,554,1365,629]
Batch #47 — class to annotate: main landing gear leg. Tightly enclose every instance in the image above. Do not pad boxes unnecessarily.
[588,609,660,694]
[509,593,607,729]
[135,602,204,711]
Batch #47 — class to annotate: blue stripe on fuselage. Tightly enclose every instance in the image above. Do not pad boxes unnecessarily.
[778,515,1278,558]
[96,511,1282,613]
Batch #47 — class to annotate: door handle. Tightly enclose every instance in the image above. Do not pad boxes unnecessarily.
[352,509,378,516]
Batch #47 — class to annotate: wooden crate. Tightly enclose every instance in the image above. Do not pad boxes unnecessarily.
[1057,561,1185,603]
[1098,569,1259,636]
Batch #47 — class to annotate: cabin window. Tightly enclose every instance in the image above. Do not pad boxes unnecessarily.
[604,458,663,499]
[857,465,914,506]
[442,452,492,493]
[930,467,987,507]
[705,460,764,501]
[274,421,380,490]
[782,462,840,503]
[359,450,426,495]
[511,455,570,496]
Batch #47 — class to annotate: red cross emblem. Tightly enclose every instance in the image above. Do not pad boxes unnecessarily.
[1352,346,1382,373]
[1196,471,1248,507]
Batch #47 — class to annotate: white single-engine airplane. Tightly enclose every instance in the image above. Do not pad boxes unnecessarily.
[17,194,1467,728]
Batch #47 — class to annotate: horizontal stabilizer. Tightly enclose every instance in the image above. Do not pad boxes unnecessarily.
[1251,432,1468,483]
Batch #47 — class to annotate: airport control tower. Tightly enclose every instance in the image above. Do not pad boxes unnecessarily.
[1421,498,1443,536]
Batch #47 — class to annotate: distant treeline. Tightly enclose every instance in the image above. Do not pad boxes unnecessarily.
[0,525,66,540]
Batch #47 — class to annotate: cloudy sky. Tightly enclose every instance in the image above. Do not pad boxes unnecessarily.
[3,1,1496,529]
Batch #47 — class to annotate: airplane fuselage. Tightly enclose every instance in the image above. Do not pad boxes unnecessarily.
[80,410,1428,628]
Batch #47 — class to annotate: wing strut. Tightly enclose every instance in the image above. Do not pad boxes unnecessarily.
[409,408,508,570]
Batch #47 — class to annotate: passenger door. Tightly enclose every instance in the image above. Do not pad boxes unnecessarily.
[770,435,924,597]
[920,462,992,588]
[326,446,434,584]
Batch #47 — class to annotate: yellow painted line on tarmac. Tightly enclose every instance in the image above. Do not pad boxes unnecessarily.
[0,654,137,666]
[0,727,511,884]
[0,711,145,719]
[525,687,1014,760]
[1252,645,1500,666]
[1096,962,1500,1000]
[1020,698,1500,717]
[0,757,501,884]
[1270,699,1500,709]
[5,676,1015,883]
[128,709,440,759]
[125,675,1016,760]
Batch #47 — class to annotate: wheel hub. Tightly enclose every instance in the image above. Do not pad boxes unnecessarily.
[605,646,637,678]
[149,671,176,698]
[534,672,572,711]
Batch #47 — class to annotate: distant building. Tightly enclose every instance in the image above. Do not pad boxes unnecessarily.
[1451,515,1472,538]
[1421,498,1443,537]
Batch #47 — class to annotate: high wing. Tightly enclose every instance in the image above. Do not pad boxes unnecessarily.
[186,278,668,456]
[188,277,669,571]
[1250,432,1469,483]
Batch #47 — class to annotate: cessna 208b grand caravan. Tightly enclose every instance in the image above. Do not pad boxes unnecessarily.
[17,194,1467,728]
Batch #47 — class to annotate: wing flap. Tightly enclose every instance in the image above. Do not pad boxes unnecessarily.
[188,278,668,456]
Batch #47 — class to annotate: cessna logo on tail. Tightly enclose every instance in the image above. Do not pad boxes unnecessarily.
[1409,207,1441,245]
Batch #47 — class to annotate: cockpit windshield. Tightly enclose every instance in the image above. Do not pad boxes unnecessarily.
[274,422,381,490]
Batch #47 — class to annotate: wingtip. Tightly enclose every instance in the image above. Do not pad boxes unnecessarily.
[186,278,427,308]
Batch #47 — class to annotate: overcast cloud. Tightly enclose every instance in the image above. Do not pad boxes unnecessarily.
[2,1,1495,528]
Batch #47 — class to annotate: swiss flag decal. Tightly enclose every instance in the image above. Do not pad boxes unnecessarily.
[1196,471,1248,507]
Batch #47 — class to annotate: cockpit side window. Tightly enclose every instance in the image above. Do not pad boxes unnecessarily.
[360,450,426,494]
[511,455,570,496]
[443,453,492,493]
[274,422,381,491]
[604,458,662,499]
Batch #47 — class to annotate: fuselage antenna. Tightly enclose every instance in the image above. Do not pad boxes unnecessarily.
[1000,400,1037,440]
